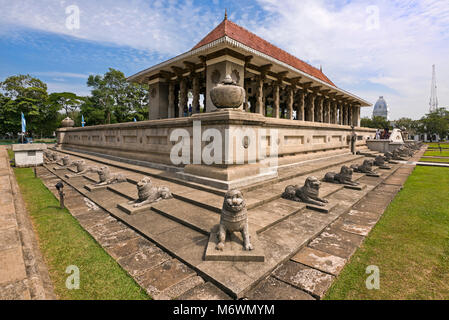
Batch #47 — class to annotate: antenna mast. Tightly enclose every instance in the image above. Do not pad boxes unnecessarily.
[429,64,438,112]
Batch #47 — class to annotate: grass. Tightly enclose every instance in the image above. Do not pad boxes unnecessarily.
[423,150,449,157]
[13,166,150,300]
[325,166,449,300]
[420,158,449,164]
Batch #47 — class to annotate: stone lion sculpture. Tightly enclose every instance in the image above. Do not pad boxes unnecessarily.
[282,177,329,207]
[374,155,389,167]
[72,160,87,173]
[391,149,406,160]
[127,177,173,208]
[96,166,127,186]
[62,155,72,166]
[351,160,377,175]
[216,190,253,251]
[384,152,393,162]
[43,150,54,163]
[323,165,359,186]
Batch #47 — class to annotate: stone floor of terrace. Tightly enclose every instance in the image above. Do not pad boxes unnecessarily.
[37,145,426,299]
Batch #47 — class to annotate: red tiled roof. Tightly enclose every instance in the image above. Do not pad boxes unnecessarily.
[193,19,336,87]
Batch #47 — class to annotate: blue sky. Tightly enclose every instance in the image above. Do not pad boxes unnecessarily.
[1,0,448,120]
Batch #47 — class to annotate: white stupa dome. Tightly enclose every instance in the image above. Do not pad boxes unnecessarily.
[373,96,389,119]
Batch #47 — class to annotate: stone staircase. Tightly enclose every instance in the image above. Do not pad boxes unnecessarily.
[42,146,403,298]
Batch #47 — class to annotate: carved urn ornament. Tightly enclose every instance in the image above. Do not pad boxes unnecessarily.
[210,75,245,109]
[61,117,75,128]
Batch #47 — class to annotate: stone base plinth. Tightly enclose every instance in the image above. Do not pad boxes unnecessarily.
[379,166,391,170]
[366,173,380,177]
[205,228,264,262]
[84,184,107,191]
[306,201,337,213]
[344,184,367,191]
[117,202,152,215]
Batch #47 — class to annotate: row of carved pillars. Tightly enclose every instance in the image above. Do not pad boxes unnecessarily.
[167,74,204,118]
[249,77,359,126]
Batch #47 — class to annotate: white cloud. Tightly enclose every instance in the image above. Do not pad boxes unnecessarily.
[1,0,448,119]
[244,0,449,119]
[0,0,221,55]
[32,71,89,79]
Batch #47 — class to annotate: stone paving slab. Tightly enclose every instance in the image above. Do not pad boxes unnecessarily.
[272,261,334,299]
[136,259,196,298]
[245,276,314,300]
[177,281,232,300]
[291,247,347,276]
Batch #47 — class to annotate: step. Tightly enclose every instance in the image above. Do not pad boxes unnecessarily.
[151,199,219,235]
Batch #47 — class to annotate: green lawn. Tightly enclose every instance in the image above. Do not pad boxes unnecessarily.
[13,167,150,300]
[420,158,449,164]
[325,166,449,300]
[426,143,449,148]
[423,150,449,157]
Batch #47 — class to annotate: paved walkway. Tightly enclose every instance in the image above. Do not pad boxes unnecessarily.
[0,146,55,300]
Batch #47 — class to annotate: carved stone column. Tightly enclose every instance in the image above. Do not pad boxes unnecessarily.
[287,86,294,120]
[324,99,330,123]
[338,102,343,125]
[298,91,305,121]
[179,78,187,118]
[308,93,316,122]
[317,96,324,122]
[255,75,264,115]
[192,76,200,114]
[333,101,338,124]
[168,81,175,118]
[273,82,280,118]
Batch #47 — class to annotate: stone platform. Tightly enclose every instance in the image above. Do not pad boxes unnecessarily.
[38,145,426,299]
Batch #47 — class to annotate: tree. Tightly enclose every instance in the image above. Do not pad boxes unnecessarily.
[418,108,449,141]
[0,75,48,137]
[360,116,392,130]
[47,92,84,118]
[86,68,149,124]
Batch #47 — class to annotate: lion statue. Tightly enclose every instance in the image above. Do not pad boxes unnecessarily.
[62,155,72,166]
[43,150,54,163]
[384,152,393,162]
[72,160,87,173]
[96,166,127,186]
[323,165,359,186]
[216,190,253,251]
[351,160,377,175]
[391,149,406,160]
[374,155,387,167]
[127,177,173,208]
[282,177,329,207]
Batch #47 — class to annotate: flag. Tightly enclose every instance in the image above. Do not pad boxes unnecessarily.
[81,115,85,127]
[21,112,26,133]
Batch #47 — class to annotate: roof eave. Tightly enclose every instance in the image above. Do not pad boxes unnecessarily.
[127,36,371,107]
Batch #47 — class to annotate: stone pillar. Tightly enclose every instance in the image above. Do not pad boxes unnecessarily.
[179,78,187,118]
[298,92,305,121]
[338,102,343,125]
[344,104,349,125]
[287,86,294,120]
[324,99,331,123]
[317,96,324,122]
[273,82,280,118]
[192,76,200,114]
[305,93,315,122]
[333,102,336,124]
[168,81,175,118]
[348,105,353,127]
[256,75,264,115]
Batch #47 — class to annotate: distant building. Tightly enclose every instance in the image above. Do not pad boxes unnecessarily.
[373,96,389,120]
